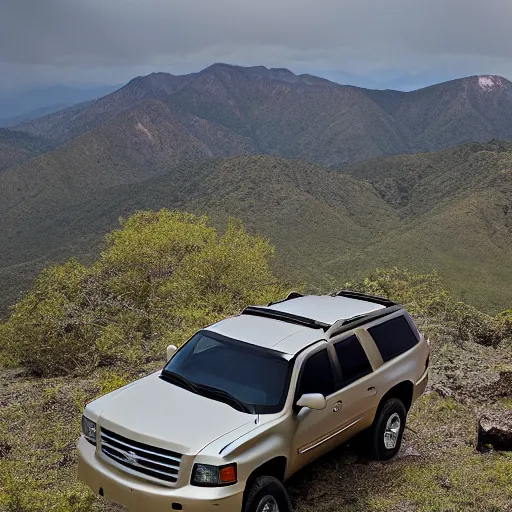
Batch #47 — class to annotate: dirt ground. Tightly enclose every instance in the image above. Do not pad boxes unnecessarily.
[1,330,511,512]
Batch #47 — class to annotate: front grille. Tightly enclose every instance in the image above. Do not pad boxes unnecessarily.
[100,427,182,483]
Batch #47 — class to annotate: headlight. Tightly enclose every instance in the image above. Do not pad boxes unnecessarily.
[191,463,237,486]
[81,415,97,445]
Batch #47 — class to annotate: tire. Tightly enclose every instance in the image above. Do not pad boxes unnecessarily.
[368,398,407,461]
[244,475,293,512]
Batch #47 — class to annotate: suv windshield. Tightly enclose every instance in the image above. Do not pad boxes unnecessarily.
[162,330,292,414]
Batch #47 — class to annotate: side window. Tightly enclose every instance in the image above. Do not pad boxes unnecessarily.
[297,349,335,398]
[368,315,419,362]
[334,335,373,387]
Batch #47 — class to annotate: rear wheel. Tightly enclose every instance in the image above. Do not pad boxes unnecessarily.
[244,476,292,512]
[368,398,407,460]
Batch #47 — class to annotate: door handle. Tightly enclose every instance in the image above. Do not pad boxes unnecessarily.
[332,401,342,412]
[367,386,377,396]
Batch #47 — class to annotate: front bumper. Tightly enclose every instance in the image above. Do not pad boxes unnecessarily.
[78,437,244,512]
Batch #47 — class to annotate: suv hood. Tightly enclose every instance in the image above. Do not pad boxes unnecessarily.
[96,373,254,456]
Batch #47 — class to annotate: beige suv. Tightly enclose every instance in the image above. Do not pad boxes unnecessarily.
[78,291,430,512]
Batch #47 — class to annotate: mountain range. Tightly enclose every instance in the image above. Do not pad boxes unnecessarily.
[1,64,512,315]
[11,65,512,167]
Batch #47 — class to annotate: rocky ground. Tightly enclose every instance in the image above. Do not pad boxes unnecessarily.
[1,323,511,512]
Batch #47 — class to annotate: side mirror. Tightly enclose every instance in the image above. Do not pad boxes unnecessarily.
[166,345,177,361]
[296,393,327,411]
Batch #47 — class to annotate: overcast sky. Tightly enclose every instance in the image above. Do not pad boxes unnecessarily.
[1,0,512,92]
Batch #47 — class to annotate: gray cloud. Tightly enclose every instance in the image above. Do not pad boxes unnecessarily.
[1,0,512,90]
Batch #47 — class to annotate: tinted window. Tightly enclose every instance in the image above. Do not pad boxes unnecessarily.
[368,315,419,362]
[297,349,335,398]
[164,331,291,414]
[334,335,372,387]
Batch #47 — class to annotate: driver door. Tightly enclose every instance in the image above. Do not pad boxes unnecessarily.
[289,346,341,473]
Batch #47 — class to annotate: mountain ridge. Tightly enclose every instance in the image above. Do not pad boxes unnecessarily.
[11,66,512,167]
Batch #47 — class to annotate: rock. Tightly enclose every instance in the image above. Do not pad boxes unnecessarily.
[494,371,512,398]
[476,410,512,452]
[439,475,452,489]
[432,383,454,398]
[398,444,421,458]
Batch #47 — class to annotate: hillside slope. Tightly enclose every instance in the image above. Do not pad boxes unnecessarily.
[2,144,512,315]
[0,84,121,121]
[339,141,512,310]
[0,156,397,314]
[0,129,53,170]
[364,76,512,152]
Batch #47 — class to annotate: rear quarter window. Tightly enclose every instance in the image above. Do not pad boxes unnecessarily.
[368,315,419,362]
[334,334,373,387]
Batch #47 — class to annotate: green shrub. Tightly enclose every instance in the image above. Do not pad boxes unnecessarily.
[497,309,512,337]
[1,210,287,376]
[447,302,509,347]
[344,267,451,317]
[346,268,510,347]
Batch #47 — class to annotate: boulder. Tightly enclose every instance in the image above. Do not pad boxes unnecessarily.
[494,371,512,397]
[476,410,512,452]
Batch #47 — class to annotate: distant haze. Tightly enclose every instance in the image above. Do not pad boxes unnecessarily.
[1,0,512,91]
[0,84,121,124]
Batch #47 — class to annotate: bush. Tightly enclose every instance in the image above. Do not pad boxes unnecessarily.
[346,268,510,347]
[1,210,287,376]
[344,267,451,318]
[498,309,512,331]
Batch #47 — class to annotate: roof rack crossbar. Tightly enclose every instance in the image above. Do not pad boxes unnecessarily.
[333,290,397,307]
[241,306,330,331]
[267,291,304,307]
[326,304,403,339]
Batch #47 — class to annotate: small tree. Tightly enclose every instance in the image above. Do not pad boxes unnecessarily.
[1,210,287,376]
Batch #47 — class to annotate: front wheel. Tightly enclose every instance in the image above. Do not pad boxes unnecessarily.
[368,398,407,460]
[244,476,292,512]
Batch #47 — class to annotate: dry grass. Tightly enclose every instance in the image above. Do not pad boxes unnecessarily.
[1,328,511,511]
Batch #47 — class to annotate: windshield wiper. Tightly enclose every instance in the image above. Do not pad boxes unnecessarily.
[161,371,252,414]
[160,370,199,394]
[195,384,253,414]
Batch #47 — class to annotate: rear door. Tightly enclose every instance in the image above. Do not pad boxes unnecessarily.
[328,332,381,436]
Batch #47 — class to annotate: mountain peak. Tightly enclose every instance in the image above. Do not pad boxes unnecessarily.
[201,63,298,80]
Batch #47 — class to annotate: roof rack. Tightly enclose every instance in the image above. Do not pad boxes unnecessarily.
[241,306,330,331]
[267,291,304,306]
[326,304,403,339]
[333,290,397,307]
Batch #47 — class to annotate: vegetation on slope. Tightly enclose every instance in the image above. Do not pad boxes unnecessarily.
[1,142,511,316]
[0,128,52,170]
[0,210,286,376]
[335,141,512,312]
[0,156,397,316]
[1,241,511,511]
